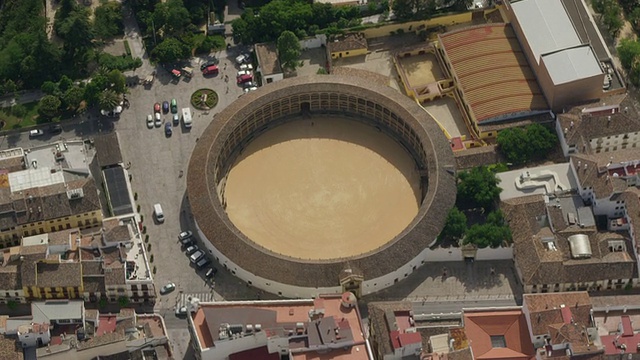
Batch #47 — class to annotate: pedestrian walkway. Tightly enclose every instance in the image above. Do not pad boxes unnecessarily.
[178,292,215,307]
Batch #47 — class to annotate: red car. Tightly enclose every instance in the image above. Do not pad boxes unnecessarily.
[154,103,161,113]
[202,65,219,75]
[237,74,252,84]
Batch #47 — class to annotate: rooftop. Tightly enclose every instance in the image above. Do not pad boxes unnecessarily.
[0,148,25,173]
[92,132,123,168]
[255,42,282,76]
[462,309,535,360]
[497,163,578,201]
[540,45,602,85]
[501,194,638,286]
[191,295,370,360]
[510,0,582,63]
[328,34,368,54]
[439,24,549,123]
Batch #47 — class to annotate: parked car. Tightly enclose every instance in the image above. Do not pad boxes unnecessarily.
[186,245,199,255]
[154,103,161,113]
[146,114,154,129]
[154,112,162,127]
[190,250,205,263]
[205,267,217,278]
[239,64,253,71]
[170,99,178,113]
[165,122,172,136]
[203,65,219,76]
[235,54,247,64]
[237,74,252,84]
[162,101,170,113]
[175,306,188,316]
[236,70,251,77]
[173,113,180,125]
[178,231,193,242]
[200,59,219,70]
[243,86,258,93]
[29,129,44,138]
[196,257,210,269]
[160,282,176,294]
[49,124,62,134]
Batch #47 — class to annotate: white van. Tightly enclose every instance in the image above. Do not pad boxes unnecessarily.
[153,204,165,223]
[182,107,192,128]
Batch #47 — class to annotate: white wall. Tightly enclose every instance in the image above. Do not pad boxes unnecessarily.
[299,34,326,50]
[195,221,513,298]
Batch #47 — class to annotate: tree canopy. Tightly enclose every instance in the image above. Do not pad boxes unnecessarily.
[277,31,302,72]
[456,166,502,211]
[496,124,557,165]
[392,0,436,21]
[438,207,467,243]
[463,210,511,248]
[94,1,124,40]
[232,0,360,44]
[38,95,62,119]
[151,38,191,63]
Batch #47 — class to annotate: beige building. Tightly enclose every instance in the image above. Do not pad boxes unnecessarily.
[254,42,283,85]
[0,142,103,248]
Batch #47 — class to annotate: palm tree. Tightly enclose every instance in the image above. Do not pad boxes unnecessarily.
[98,90,121,112]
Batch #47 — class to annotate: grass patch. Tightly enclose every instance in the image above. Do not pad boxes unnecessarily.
[191,88,218,110]
[123,40,132,56]
[0,102,42,130]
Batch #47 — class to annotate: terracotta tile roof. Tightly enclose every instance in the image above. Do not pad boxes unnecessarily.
[454,145,503,170]
[93,132,123,168]
[0,335,21,360]
[186,76,457,288]
[47,229,76,246]
[501,195,638,286]
[463,309,535,360]
[102,219,131,243]
[328,33,368,54]
[558,94,640,154]
[570,154,627,199]
[439,24,549,123]
[82,276,105,293]
[20,252,46,287]
[523,292,592,336]
[104,266,125,286]
[367,301,412,357]
[36,262,82,288]
[0,265,20,290]
[330,67,388,86]
[254,42,282,76]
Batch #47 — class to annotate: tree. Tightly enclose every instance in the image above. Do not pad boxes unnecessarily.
[107,70,127,94]
[151,38,191,63]
[58,75,73,92]
[118,296,130,307]
[98,90,121,112]
[392,0,414,21]
[94,1,124,40]
[617,38,640,70]
[38,95,61,118]
[457,166,502,211]
[463,222,509,248]
[41,81,58,96]
[62,86,85,111]
[152,0,191,37]
[496,124,557,165]
[439,207,467,243]
[277,31,302,72]
[603,1,623,37]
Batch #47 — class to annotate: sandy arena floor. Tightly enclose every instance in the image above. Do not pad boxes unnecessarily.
[224,117,421,260]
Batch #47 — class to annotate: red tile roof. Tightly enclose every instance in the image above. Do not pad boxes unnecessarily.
[463,309,535,360]
[439,24,548,123]
[229,346,280,360]
[398,332,422,347]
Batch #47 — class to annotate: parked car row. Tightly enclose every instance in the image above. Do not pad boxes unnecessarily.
[178,231,218,277]
[148,99,179,135]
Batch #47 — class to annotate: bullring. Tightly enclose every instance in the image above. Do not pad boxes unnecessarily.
[187,75,457,298]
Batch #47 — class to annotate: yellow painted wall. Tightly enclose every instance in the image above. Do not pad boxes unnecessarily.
[330,47,367,59]
[1,210,102,246]
[361,12,474,39]
[25,286,82,300]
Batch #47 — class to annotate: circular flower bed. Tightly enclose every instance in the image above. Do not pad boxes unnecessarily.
[191,89,218,110]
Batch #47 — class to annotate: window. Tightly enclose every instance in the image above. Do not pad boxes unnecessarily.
[491,335,506,348]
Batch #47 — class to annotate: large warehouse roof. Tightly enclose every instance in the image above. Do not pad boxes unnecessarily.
[541,45,602,85]
[439,24,548,123]
[511,0,581,64]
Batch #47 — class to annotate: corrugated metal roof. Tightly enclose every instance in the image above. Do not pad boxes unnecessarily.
[541,45,602,85]
[511,0,582,63]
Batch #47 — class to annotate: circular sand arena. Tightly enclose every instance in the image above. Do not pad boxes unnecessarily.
[187,76,457,295]
[224,117,421,260]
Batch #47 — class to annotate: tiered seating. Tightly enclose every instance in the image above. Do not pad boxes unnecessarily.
[440,23,550,124]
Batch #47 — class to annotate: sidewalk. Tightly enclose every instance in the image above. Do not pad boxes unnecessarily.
[0,90,44,108]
